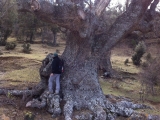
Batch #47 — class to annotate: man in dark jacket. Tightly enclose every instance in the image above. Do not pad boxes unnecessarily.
[48,53,61,94]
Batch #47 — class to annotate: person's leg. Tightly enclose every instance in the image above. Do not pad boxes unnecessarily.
[48,75,57,93]
[55,74,60,94]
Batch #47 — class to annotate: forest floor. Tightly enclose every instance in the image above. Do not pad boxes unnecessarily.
[0,38,160,120]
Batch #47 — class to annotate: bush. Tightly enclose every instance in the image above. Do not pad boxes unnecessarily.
[132,41,146,66]
[22,43,31,53]
[24,111,35,120]
[129,39,139,48]
[5,42,17,50]
[124,58,129,65]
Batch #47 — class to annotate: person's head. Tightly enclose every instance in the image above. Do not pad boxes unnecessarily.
[53,53,58,57]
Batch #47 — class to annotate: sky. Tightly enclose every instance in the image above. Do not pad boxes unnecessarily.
[109,0,126,6]
[49,0,126,5]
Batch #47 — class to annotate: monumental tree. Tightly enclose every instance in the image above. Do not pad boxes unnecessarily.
[0,0,159,120]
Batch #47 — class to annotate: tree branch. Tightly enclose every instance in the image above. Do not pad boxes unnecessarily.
[17,0,86,31]
[150,0,159,13]
[98,0,153,56]
[132,0,159,34]
[94,0,111,16]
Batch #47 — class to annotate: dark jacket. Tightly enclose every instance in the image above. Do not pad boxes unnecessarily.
[51,56,61,74]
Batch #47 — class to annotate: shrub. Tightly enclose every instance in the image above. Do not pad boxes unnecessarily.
[22,43,31,53]
[5,42,17,50]
[132,41,146,66]
[129,39,139,48]
[24,111,35,120]
[124,58,129,65]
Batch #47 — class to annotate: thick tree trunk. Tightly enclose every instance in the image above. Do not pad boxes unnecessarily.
[61,32,106,119]
[29,31,34,43]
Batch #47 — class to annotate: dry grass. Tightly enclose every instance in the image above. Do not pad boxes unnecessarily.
[100,78,141,100]
[100,44,160,115]
[7,37,16,42]
[1,43,65,60]
[111,56,140,74]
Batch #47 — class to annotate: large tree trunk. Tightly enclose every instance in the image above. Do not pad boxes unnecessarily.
[61,32,106,119]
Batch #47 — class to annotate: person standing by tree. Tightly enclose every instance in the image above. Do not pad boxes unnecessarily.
[48,53,61,94]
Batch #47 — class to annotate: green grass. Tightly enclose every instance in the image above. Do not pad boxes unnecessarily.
[100,54,160,115]
[146,94,160,103]
[111,56,140,74]
[3,68,40,82]
[100,78,140,100]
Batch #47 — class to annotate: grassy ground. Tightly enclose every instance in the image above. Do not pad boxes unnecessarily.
[0,38,160,119]
[101,46,160,115]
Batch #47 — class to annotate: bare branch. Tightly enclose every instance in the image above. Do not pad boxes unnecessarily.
[94,0,111,16]
[84,0,90,6]
[125,0,131,11]
[150,0,159,11]
[98,0,153,56]
[134,0,159,33]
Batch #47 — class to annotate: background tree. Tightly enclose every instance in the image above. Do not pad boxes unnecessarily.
[132,41,146,66]
[50,25,60,46]
[41,23,60,45]
[0,0,17,46]
[16,12,38,43]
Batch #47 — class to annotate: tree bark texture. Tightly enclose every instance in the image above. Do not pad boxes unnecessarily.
[98,51,113,75]
[61,32,107,119]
